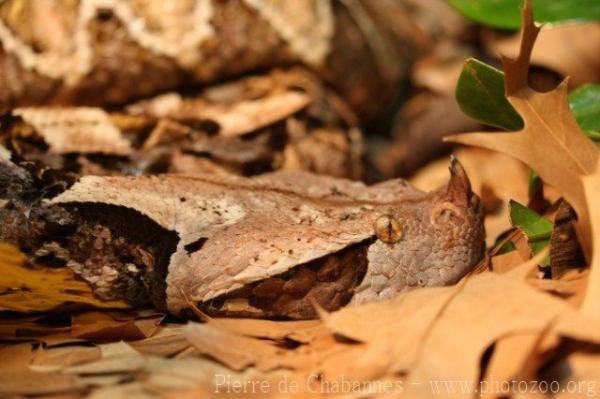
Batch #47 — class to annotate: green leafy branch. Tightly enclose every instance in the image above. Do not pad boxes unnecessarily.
[450,0,600,29]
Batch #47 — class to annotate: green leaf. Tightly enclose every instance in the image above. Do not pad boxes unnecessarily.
[456,59,524,131]
[509,200,553,265]
[585,130,600,144]
[530,240,551,266]
[527,169,542,199]
[492,231,517,254]
[449,0,600,30]
[509,200,553,241]
[569,84,600,135]
[456,60,600,145]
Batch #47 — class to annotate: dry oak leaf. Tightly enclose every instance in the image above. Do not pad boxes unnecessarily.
[321,283,461,378]
[5,68,364,181]
[0,243,129,312]
[183,322,290,372]
[580,175,600,318]
[488,22,600,87]
[12,107,132,155]
[62,341,146,375]
[481,331,554,399]
[404,265,570,398]
[182,318,376,387]
[131,90,312,138]
[0,343,86,396]
[29,345,102,373]
[128,326,190,358]
[205,317,321,343]
[447,0,600,318]
[70,311,163,342]
[544,346,600,399]
[173,258,597,398]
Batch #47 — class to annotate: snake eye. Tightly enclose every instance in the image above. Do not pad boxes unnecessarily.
[374,215,403,244]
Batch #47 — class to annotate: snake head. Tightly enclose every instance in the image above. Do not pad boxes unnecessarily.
[429,156,485,265]
[353,157,486,305]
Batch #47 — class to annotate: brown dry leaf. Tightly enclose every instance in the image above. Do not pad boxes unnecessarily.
[491,250,527,274]
[84,383,154,399]
[322,284,461,375]
[13,107,132,155]
[128,326,190,357]
[487,23,600,86]
[579,176,600,318]
[152,357,291,399]
[447,2,600,264]
[62,341,146,375]
[0,343,86,396]
[482,332,547,399]
[554,311,600,347]
[550,201,587,275]
[405,267,570,398]
[207,317,321,342]
[5,68,364,181]
[542,345,600,399]
[132,90,311,138]
[29,345,102,372]
[184,318,354,381]
[449,97,597,249]
[0,243,130,312]
[192,91,311,137]
[71,311,163,342]
[482,325,561,399]
[526,268,588,306]
[168,258,597,397]
[182,319,365,396]
[183,322,293,372]
[0,315,69,340]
